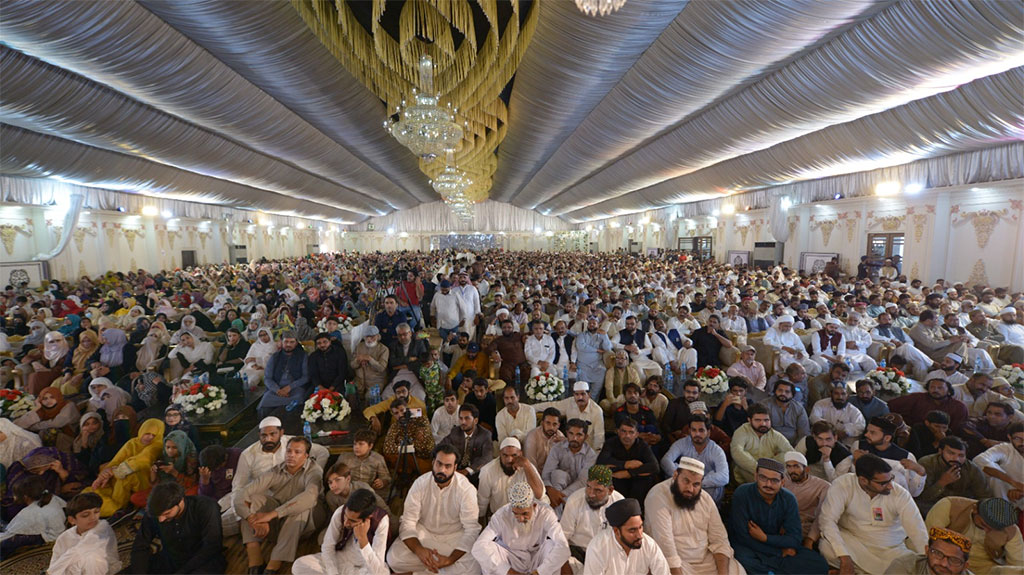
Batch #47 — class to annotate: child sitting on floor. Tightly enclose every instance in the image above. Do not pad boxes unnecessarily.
[0,475,67,555]
[47,492,122,575]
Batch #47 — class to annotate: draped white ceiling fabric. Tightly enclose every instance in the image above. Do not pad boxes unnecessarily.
[0,0,1021,226]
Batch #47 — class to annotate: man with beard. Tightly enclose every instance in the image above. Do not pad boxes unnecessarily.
[924,497,1023,574]
[917,437,992,515]
[439,404,492,485]
[807,362,850,409]
[385,323,428,400]
[872,312,933,378]
[659,414,728,502]
[952,372,1004,419]
[542,419,597,508]
[571,316,613,401]
[488,319,528,389]
[887,526,974,575]
[600,350,642,414]
[645,457,743,575]
[307,332,351,394]
[729,458,829,574]
[968,308,1024,365]
[976,422,1024,510]
[731,404,791,483]
[535,382,605,451]
[560,465,624,572]
[848,379,890,422]
[810,385,865,447]
[715,377,753,436]
[890,378,970,430]
[524,321,556,378]
[765,315,822,376]
[726,344,767,392]
[758,379,810,445]
[961,401,1016,458]
[386,445,481,575]
[523,408,566,470]
[550,320,575,375]
[910,310,969,364]
[819,454,929,574]
[810,318,847,374]
[583,498,669,575]
[640,375,669,420]
[663,379,701,441]
[852,416,927,496]
[224,417,329,536]
[258,331,310,418]
[995,307,1024,347]
[596,418,659,504]
[495,385,536,444]
[840,312,879,372]
[614,315,662,376]
[925,352,969,386]
[781,452,830,546]
[477,438,546,518]
[795,420,851,482]
[472,482,569,575]
[613,383,661,450]
[942,312,997,373]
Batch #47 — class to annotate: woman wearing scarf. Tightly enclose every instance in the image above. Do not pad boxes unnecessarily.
[294,316,316,342]
[210,287,233,314]
[128,429,198,508]
[163,404,201,451]
[170,314,204,345]
[90,378,132,419]
[128,316,151,345]
[58,313,81,339]
[57,328,99,395]
[167,332,213,381]
[14,387,79,450]
[84,418,164,516]
[243,319,262,342]
[240,327,277,385]
[0,417,42,470]
[25,331,71,394]
[0,447,88,521]
[214,327,250,382]
[92,328,132,383]
[188,308,218,332]
[154,298,178,321]
[73,411,112,479]
[120,305,146,330]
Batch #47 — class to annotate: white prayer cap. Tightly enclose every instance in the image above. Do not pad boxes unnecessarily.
[825,318,842,326]
[499,437,521,451]
[507,482,534,508]
[847,311,861,320]
[777,315,795,324]
[689,401,708,414]
[946,352,964,364]
[259,416,283,429]
[573,381,590,392]
[676,457,705,475]
[1000,307,1017,316]
[784,451,807,466]
[496,308,510,317]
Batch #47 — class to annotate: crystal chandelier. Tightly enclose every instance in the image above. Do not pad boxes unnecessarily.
[574,0,627,16]
[432,157,474,221]
[384,56,464,160]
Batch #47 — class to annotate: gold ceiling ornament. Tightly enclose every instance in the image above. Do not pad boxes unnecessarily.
[293,0,540,203]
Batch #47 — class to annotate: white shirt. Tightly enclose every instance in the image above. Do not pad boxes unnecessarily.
[764,327,805,354]
[583,528,670,575]
[431,405,460,444]
[231,435,329,507]
[472,503,569,575]
[315,506,389,575]
[810,399,866,441]
[477,461,548,516]
[952,383,1007,418]
[524,334,556,366]
[644,480,734,571]
[974,441,1024,508]
[0,495,66,542]
[720,315,747,335]
[431,292,466,330]
[925,369,969,386]
[452,283,482,321]
[400,471,481,552]
[47,520,122,575]
[997,321,1024,346]
[560,488,624,548]
[667,316,701,337]
[534,397,605,451]
[495,404,537,444]
[840,324,872,355]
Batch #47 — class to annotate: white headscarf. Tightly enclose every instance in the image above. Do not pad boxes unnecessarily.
[0,417,42,468]
[171,315,204,344]
[43,331,70,365]
[88,377,115,411]
[244,327,278,367]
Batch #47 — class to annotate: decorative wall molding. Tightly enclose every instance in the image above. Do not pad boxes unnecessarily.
[0,223,32,255]
[72,224,97,253]
[951,206,1016,248]
[810,218,838,247]
[912,214,928,244]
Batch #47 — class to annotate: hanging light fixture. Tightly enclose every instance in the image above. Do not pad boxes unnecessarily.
[384,55,463,160]
[575,0,627,17]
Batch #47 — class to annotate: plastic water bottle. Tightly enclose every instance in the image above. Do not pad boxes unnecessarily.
[663,362,674,393]
[303,421,312,442]
[369,384,381,406]
[563,364,569,383]
[879,358,886,368]
[242,372,251,391]
[679,361,687,393]
[286,399,301,412]
[974,353,983,374]
[515,365,521,388]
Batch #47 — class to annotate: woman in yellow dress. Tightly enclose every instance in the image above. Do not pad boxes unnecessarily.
[84,418,164,516]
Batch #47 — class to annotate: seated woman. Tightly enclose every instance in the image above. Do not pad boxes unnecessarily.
[0,475,67,556]
[24,331,71,395]
[167,332,213,381]
[213,327,250,380]
[57,313,81,344]
[240,327,277,385]
[56,328,100,395]
[84,418,164,516]
[90,327,133,385]
[74,407,137,480]
[1,447,87,521]
[14,387,80,450]
[129,429,198,508]
[0,417,42,472]
[86,378,129,416]
[170,314,204,345]
[163,404,201,451]
[129,328,171,410]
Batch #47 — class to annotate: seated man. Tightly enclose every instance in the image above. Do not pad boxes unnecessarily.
[907,410,951,459]
[848,378,890,422]
[726,344,767,392]
[953,372,1002,419]
[463,377,498,432]
[534,382,605,451]
[714,377,752,436]
[523,321,556,378]
[350,327,389,401]
[258,332,310,419]
[471,482,569,575]
[853,416,927,497]
[728,458,829,574]
[809,318,847,374]
[613,383,662,451]
[583,498,670,575]
[640,375,669,420]
[362,380,426,436]
[236,437,323,575]
[495,385,536,444]
[614,315,663,377]
[758,379,810,445]
[659,413,729,502]
[645,457,744,575]
[819,454,928,575]
[601,350,642,414]
[524,407,566,471]
[291,488,390,575]
[385,323,428,398]
[926,352,970,386]
[961,401,1016,458]
[795,420,851,482]
[917,436,993,516]
[596,417,659,504]
[810,384,866,447]
[477,437,546,518]
[730,403,792,483]
[839,312,879,372]
[448,342,490,387]
[781,452,830,547]
[197,444,243,510]
[439,403,493,484]
[431,388,461,445]
[885,526,972,575]
[871,311,932,378]
[307,332,351,393]
[386,445,481,575]
[925,496,1024,575]
[764,315,822,377]
[560,465,624,572]
[807,362,850,409]
[889,377,970,431]
[128,481,225,575]
[975,422,1024,510]
[542,418,597,508]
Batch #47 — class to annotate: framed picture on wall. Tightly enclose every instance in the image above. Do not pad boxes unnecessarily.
[727,250,751,267]
[800,251,839,274]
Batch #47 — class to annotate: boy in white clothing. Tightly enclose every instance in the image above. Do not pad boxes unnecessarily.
[47,492,122,575]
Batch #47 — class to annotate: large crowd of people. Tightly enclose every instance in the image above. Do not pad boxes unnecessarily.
[1,248,1023,575]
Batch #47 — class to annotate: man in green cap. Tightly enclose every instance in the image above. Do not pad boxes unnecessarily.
[560,464,623,572]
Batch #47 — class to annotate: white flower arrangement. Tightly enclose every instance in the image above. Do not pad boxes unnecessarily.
[526,373,565,402]
[694,366,728,394]
[996,363,1024,387]
[0,389,35,419]
[302,388,352,423]
[175,383,228,415]
[318,314,355,334]
[867,367,910,394]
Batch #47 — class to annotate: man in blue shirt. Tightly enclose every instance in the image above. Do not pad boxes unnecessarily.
[373,294,405,347]
[729,458,829,574]
[659,413,729,502]
[758,380,810,445]
[848,379,890,422]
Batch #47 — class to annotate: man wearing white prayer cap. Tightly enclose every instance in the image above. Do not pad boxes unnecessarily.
[781,451,830,546]
[809,317,847,373]
[471,482,569,575]
[534,381,606,451]
[477,437,548,518]
[924,352,970,386]
[645,458,744,575]
[839,312,878,372]
[996,306,1024,347]
[765,313,822,377]
[222,416,329,536]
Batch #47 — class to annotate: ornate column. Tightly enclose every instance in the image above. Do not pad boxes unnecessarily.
[928,191,953,282]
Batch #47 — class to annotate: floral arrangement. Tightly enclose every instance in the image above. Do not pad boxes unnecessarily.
[302,388,351,423]
[318,314,354,333]
[175,383,228,415]
[694,366,728,393]
[0,389,34,419]
[996,363,1024,388]
[526,372,565,402]
[867,366,910,394]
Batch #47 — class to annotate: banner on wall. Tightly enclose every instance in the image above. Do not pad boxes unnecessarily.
[727,250,751,267]
[0,260,49,288]
[799,252,839,274]
[430,234,496,251]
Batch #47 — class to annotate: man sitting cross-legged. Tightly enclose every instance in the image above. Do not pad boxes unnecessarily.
[471,482,570,575]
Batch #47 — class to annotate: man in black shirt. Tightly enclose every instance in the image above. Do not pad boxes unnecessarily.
[596,417,659,506]
[308,332,352,393]
[128,482,226,574]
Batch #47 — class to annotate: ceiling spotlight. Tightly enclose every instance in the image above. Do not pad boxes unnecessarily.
[721,204,736,215]
[386,227,395,235]
[833,193,843,200]
[116,206,126,213]
[875,181,900,196]
[711,209,721,217]
[904,183,923,195]
[141,205,159,217]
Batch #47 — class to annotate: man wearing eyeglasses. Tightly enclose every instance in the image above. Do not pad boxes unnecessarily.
[886,526,972,575]
[819,453,929,574]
